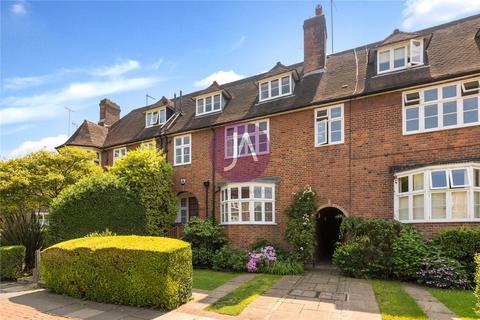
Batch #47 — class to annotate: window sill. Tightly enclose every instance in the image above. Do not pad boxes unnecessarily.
[219,222,277,226]
[315,141,344,148]
[398,219,480,224]
[403,121,480,136]
[173,162,192,167]
[373,64,429,78]
[195,110,222,118]
[256,94,295,105]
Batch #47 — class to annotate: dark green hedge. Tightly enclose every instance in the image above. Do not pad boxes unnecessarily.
[48,174,146,243]
[475,254,480,312]
[41,236,192,309]
[0,245,26,280]
[437,227,480,275]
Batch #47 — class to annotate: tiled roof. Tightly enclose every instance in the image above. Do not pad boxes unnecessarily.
[63,14,480,149]
[60,120,108,148]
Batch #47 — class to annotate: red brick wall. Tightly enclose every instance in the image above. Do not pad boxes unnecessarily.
[165,88,480,248]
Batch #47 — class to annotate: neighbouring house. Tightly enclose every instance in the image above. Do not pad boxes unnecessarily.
[59,6,480,260]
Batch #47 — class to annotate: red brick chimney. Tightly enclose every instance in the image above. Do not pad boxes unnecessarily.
[98,98,121,127]
[303,5,327,75]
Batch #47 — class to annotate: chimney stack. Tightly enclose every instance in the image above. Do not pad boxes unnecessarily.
[98,98,121,127]
[303,4,327,75]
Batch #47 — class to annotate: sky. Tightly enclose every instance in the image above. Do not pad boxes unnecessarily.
[1,0,480,159]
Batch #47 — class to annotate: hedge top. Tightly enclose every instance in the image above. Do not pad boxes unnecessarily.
[44,236,190,253]
[0,245,26,251]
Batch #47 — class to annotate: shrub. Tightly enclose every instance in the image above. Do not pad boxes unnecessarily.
[261,258,304,275]
[0,245,26,280]
[437,227,480,276]
[333,217,404,278]
[475,254,480,312]
[247,246,277,273]
[285,186,316,263]
[182,217,227,267]
[392,227,428,280]
[416,255,468,289]
[212,246,247,272]
[0,212,45,270]
[41,236,192,309]
[48,173,146,243]
[110,148,177,235]
[84,228,116,237]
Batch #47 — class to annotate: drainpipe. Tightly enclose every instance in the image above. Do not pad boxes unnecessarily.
[211,127,217,224]
[203,180,210,219]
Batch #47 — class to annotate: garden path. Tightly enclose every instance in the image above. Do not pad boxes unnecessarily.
[403,283,460,320]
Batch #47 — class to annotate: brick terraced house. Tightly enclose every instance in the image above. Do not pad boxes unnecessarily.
[60,6,480,260]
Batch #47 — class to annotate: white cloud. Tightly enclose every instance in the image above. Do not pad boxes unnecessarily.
[148,58,164,70]
[0,76,161,126]
[11,1,26,15]
[230,36,246,52]
[194,70,244,88]
[6,134,68,159]
[402,0,480,30]
[3,75,52,90]
[1,124,35,136]
[91,59,140,77]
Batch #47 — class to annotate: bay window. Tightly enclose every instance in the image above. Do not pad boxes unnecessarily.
[113,147,127,163]
[315,104,344,146]
[403,78,480,134]
[221,183,275,224]
[395,164,480,222]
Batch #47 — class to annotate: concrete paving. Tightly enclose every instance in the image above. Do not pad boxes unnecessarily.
[403,283,460,320]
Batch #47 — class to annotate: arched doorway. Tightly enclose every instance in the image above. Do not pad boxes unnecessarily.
[315,207,344,262]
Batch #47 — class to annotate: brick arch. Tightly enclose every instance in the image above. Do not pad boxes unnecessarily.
[316,204,349,217]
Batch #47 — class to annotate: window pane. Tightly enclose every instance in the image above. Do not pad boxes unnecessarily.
[241,186,250,199]
[431,193,446,219]
[331,107,342,118]
[265,202,273,222]
[443,101,457,126]
[424,89,438,102]
[281,76,290,94]
[183,153,190,163]
[316,109,327,118]
[431,171,448,188]
[176,155,182,164]
[379,51,390,72]
[406,107,419,131]
[241,202,250,222]
[442,85,457,99]
[413,195,424,220]
[197,99,204,114]
[271,79,279,97]
[160,109,166,123]
[330,120,342,142]
[265,187,273,199]
[317,120,327,144]
[424,104,438,129]
[260,83,269,100]
[475,169,480,187]
[411,40,422,63]
[451,192,468,219]
[399,196,409,220]
[254,202,262,221]
[475,192,480,218]
[394,47,405,68]
[451,169,469,187]
[463,97,478,124]
[213,95,221,110]
[205,96,212,112]
[413,173,424,191]
[231,202,239,222]
[258,121,268,132]
[254,186,262,198]
[399,176,409,193]
[231,188,238,199]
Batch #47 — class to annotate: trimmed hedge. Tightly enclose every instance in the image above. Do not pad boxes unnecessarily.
[437,227,480,276]
[48,174,147,243]
[0,245,26,280]
[41,236,192,309]
[476,254,480,312]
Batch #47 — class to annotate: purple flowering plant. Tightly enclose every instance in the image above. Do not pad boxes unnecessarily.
[246,245,277,272]
[416,256,469,289]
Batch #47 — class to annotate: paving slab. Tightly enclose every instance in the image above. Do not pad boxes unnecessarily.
[403,283,460,320]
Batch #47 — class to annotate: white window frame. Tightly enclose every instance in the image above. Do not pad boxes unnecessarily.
[141,140,156,149]
[37,211,49,227]
[195,92,223,116]
[394,163,480,223]
[377,39,424,74]
[402,77,480,135]
[174,134,191,166]
[224,119,270,159]
[145,107,166,128]
[314,104,344,147]
[113,147,127,163]
[176,196,189,224]
[220,182,276,225]
[258,73,293,102]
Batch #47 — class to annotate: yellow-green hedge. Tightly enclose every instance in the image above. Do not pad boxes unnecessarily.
[41,236,192,309]
[0,245,26,280]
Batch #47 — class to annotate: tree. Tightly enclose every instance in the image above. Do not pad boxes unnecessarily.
[0,147,102,217]
[110,147,178,235]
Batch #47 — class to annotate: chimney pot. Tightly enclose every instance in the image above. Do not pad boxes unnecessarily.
[315,4,323,16]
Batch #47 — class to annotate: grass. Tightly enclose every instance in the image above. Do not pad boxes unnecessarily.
[206,274,281,315]
[192,269,240,291]
[372,280,427,320]
[426,288,479,320]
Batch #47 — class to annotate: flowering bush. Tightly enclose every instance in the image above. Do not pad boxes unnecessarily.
[246,246,277,272]
[416,255,469,289]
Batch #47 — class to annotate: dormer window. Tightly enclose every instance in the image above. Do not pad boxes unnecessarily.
[258,74,293,102]
[196,93,222,116]
[377,39,424,74]
[145,108,166,128]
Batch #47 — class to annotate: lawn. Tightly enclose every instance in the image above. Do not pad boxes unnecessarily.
[372,280,427,320]
[193,269,239,291]
[427,288,479,320]
[206,274,281,315]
